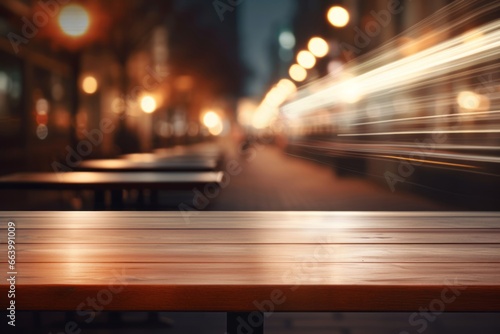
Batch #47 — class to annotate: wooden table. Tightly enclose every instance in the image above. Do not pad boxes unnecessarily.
[0,172,222,209]
[78,157,219,172]
[1,211,499,332]
[0,171,223,190]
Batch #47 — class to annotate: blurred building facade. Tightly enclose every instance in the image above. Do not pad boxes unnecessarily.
[0,0,242,174]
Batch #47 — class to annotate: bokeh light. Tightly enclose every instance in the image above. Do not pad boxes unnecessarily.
[297,50,316,69]
[264,88,286,107]
[457,91,490,111]
[327,6,350,28]
[36,99,49,115]
[279,31,296,50]
[36,124,48,140]
[203,111,221,128]
[277,79,297,95]
[82,76,98,94]
[308,37,329,57]
[289,64,307,82]
[58,5,90,37]
[202,111,223,136]
[140,96,157,113]
[208,122,223,136]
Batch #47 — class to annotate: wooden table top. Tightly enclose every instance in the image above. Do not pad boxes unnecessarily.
[1,211,499,311]
[0,171,223,190]
[77,157,218,172]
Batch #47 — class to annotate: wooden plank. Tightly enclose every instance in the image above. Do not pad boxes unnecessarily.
[2,228,500,244]
[4,262,498,286]
[1,263,499,311]
[1,212,500,229]
[9,244,500,263]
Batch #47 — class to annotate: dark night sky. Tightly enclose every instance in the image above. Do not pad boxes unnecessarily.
[238,0,296,98]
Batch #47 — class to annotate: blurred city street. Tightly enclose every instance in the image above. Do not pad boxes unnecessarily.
[0,142,452,211]
[209,144,449,211]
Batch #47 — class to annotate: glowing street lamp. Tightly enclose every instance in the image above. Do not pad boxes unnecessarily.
[203,111,220,128]
[82,76,98,94]
[202,111,224,136]
[58,4,91,37]
[54,4,93,148]
[308,37,329,58]
[296,50,316,69]
[327,6,350,28]
[140,96,157,113]
[289,64,307,82]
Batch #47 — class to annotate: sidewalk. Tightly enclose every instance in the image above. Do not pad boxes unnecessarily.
[209,144,451,211]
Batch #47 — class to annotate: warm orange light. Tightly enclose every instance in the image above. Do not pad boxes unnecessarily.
[175,76,194,91]
[297,50,316,69]
[203,111,220,128]
[462,28,485,44]
[237,99,257,127]
[208,122,223,136]
[58,5,90,37]
[327,6,350,28]
[264,88,286,107]
[277,79,296,94]
[308,37,329,57]
[202,111,223,136]
[457,91,489,111]
[140,96,157,113]
[289,64,307,82]
[340,74,361,104]
[82,76,98,94]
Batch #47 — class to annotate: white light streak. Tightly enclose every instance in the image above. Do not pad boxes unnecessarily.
[282,20,500,118]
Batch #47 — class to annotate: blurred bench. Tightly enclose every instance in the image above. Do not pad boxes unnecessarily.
[0,171,223,209]
[1,211,499,333]
[75,146,224,208]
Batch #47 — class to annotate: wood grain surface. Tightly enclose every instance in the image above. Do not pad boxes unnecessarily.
[0,211,499,311]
